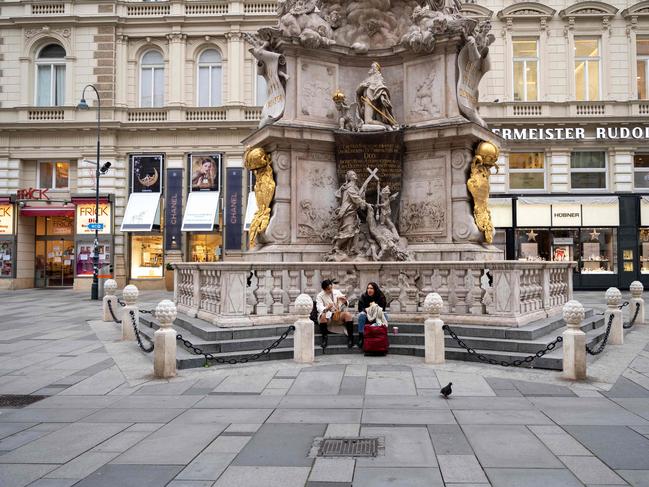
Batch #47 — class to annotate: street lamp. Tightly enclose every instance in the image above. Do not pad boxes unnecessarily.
[77,84,104,300]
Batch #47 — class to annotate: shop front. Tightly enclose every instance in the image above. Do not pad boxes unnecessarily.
[0,198,16,283]
[73,198,114,283]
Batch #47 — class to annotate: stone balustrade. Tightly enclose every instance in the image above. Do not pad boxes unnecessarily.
[173,261,574,328]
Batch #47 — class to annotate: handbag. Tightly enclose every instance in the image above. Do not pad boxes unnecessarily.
[332,309,342,322]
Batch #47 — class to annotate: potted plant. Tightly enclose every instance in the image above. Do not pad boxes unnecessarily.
[165,263,174,291]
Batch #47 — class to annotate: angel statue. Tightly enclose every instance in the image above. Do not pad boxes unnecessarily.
[332,89,362,132]
[376,185,399,238]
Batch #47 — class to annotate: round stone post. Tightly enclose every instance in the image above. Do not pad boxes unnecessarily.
[424,293,445,364]
[630,281,645,325]
[562,300,587,381]
[154,299,177,379]
[605,287,624,345]
[102,279,118,322]
[293,294,314,364]
[121,284,138,341]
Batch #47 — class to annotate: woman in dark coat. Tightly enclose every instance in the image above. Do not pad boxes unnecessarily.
[356,282,387,348]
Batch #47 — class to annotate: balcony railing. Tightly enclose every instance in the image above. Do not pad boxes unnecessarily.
[481,100,644,121]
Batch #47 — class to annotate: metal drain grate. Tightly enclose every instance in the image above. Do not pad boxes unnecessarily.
[0,395,48,408]
[317,437,379,457]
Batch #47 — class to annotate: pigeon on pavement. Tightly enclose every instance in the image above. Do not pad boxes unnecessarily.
[440,382,453,399]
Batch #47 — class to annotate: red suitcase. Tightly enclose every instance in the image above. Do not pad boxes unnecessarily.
[363,325,389,355]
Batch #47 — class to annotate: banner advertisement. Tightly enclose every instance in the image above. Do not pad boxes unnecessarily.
[189,153,222,192]
[165,168,183,251]
[225,168,243,250]
[131,154,164,193]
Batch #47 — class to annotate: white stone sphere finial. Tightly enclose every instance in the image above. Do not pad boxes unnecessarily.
[630,281,644,299]
[294,294,313,317]
[155,300,177,327]
[424,293,444,316]
[563,300,585,328]
[104,279,117,295]
[605,287,622,307]
[122,284,139,305]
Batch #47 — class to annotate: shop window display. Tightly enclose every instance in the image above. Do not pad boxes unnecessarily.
[76,243,111,276]
[0,241,13,277]
[189,233,222,262]
[580,228,616,274]
[131,235,163,278]
[640,229,649,274]
[517,228,550,261]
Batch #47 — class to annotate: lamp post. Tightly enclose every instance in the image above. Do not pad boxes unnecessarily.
[77,85,101,300]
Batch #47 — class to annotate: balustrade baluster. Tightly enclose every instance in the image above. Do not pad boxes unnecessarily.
[255,269,269,315]
[270,269,285,314]
[287,270,301,313]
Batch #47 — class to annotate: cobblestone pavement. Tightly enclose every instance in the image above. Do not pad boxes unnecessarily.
[1,289,649,487]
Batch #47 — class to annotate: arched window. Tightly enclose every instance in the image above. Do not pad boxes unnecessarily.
[36,43,66,106]
[197,49,222,107]
[140,50,164,107]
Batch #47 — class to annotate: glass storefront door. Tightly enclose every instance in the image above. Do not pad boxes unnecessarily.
[35,239,74,287]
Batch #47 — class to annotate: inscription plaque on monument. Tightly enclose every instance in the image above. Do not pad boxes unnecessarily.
[334,131,404,217]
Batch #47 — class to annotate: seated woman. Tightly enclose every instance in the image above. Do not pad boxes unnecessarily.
[357,282,388,348]
[316,279,355,350]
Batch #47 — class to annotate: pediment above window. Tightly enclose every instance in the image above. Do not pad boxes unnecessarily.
[622,1,649,19]
[559,1,619,19]
[497,2,556,20]
[460,2,493,20]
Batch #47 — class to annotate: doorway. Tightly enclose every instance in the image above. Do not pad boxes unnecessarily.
[34,216,75,288]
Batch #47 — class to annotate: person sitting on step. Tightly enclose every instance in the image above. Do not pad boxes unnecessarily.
[316,279,354,350]
[357,282,388,348]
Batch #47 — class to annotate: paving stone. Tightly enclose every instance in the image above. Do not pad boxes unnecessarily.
[167,481,214,487]
[617,469,649,487]
[463,425,563,468]
[356,426,437,468]
[92,431,153,453]
[324,423,360,437]
[107,395,202,409]
[344,365,367,377]
[0,422,130,464]
[438,454,490,484]
[363,395,448,410]
[485,378,516,390]
[559,455,627,485]
[339,376,365,395]
[27,395,121,409]
[27,479,79,487]
[609,399,649,422]
[72,464,183,487]
[510,380,576,397]
[453,409,552,425]
[125,423,164,432]
[435,372,495,397]
[279,395,363,409]
[289,370,345,395]
[46,451,120,479]
[365,370,416,396]
[112,422,226,465]
[267,379,295,389]
[565,425,649,469]
[308,458,354,482]
[0,429,52,451]
[213,466,310,487]
[80,408,186,423]
[171,408,273,425]
[261,388,288,396]
[603,377,649,398]
[446,397,533,410]
[541,403,649,426]
[0,422,35,440]
[193,395,282,409]
[362,408,455,425]
[213,373,276,394]
[0,408,99,423]
[223,423,263,435]
[233,423,325,467]
[427,424,475,455]
[485,468,583,487]
[414,375,439,389]
[204,435,251,453]
[528,425,592,456]
[494,389,524,397]
[134,381,196,395]
[0,464,58,487]
[175,452,237,480]
[267,408,361,424]
[306,482,351,487]
[352,467,444,487]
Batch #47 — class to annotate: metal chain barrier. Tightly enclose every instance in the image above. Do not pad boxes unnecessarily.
[586,313,615,356]
[442,324,563,367]
[177,325,295,367]
[597,301,629,316]
[117,298,126,307]
[623,302,642,330]
[106,299,121,324]
[129,310,154,353]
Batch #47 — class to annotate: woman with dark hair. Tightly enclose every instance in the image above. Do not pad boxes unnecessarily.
[356,282,387,348]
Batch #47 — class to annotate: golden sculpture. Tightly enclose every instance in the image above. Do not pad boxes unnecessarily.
[467,141,500,244]
[244,147,276,247]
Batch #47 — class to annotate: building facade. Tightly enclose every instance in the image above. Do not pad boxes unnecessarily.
[0,0,276,290]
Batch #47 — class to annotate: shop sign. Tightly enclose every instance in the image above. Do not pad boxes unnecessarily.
[76,203,111,235]
[225,168,243,250]
[165,169,183,251]
[0,204,14,235]
[551,204,581,227]
[553,237,574,245]
[16,188,49,200]
[493,126,649,141]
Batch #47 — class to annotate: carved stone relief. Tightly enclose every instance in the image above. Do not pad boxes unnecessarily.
[298,61,337,121]
[296,157,339,243]
[405,58,444,124]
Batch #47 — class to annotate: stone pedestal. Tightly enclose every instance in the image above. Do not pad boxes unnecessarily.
[102,279,118,322]
[630,281,645,325]
[605,287,623,345]
[424,293,445,364]
[562,300,586,381]
[293,294,314,364]
[121,284,138,341]
[154,300,177,379]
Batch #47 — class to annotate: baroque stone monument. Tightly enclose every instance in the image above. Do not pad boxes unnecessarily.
[242,0,502,263]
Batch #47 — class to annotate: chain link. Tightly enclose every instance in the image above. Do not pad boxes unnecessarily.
[106,299,121,324]
[177,325,296,367]
[129,310,154,353]
[117,298,126,307]
[623,302,641,330]
[442,324,563,367]
[586,313,615,356]
[597,301,629,316]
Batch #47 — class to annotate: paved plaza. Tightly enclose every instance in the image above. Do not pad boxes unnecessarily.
[1,290,649,486]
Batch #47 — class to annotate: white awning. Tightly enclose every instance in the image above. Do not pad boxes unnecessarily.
[120,193,161,232]
[181,191,220,232]
[488,198,513,228]
[244,192,257,231]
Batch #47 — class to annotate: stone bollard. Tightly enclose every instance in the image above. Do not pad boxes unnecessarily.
[121,284,138,341]
[293,294,314,364]
[154,299,177,379]
[562,300,587,380]
[605,287,624,345]
[630,281,645,325]
[424,293,445,364]
[102,279,118,322]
